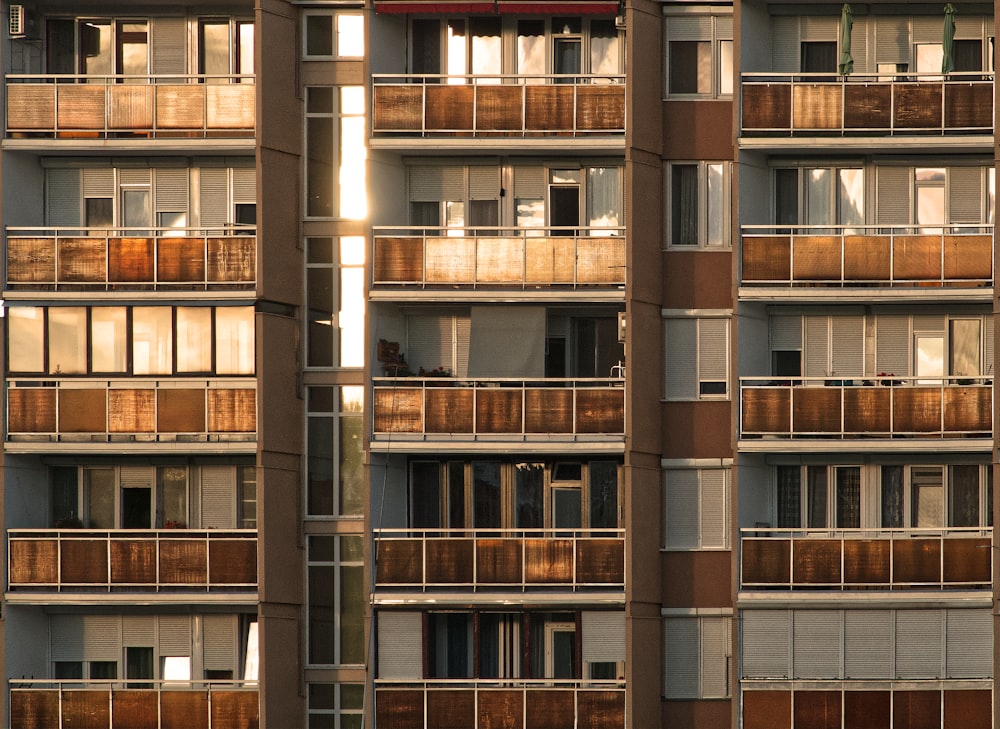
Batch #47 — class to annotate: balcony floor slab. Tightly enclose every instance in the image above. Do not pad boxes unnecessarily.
[737,438,990,454]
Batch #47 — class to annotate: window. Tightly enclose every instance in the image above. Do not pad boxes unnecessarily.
[665,15,733,97]
[774,167,864,230]
[664,469,730,549]
[308,683,364,729]
[306,237,366,369]
[800,41,837,73]
[666,162,730,248]
[664,316,730,399]
[199,18,254,81]
[776,465,861,529]
[664,616,731,698]
[307,386,364,518]
[308,535,365,667]
[305,86,367,219]
[881,465,992,528]
[303,11,364,59]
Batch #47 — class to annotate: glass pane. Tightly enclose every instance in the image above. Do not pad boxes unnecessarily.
[340,563,364,663]
[86,198,114,228]
[915,334,945,384]
[339,415,364,516]
[176,307,212,373]
[470,18,502,79]
[838,168,865,228]
[119,22,148,76]
[201,21,230,76]
[553,38,581,79]
[590,20,621,77]
[238,22,254,75]
[916,185,945,232]
[215,307,255,375]
[719,40,734,95]
[49,308,87,374]
[669,41,709,94]
[337,15,364,58]
[587,167,620,229]
[949,465,980,527]
[339,267,365,368]
[126,647,153,686]
[805,168,832,226]
[671,165,698,244]
[448,462,466,528]
[515,463,544,529]
[553,488,582,529]
[162,657,191,682]
[308,416,334,515]
[518,21,545,77]
[950,319,981,377]
[706,164,724,245]
[86,468,115,529]
[911,466,944,527]
[339,113,367,220]
[473,462,501,529]
[307,116,334,217]
[308,565,335,663]
[589,461,619,529]
[9,307,45,372]
[806,466,827,528]
[132,307,173,375]
[410,462,441,529]
[161,467,187,528]
[52,467,79,526]
[835,468,860,528]
[308,267,334,368]
[777,466,802,528]
[306,15,332,56]
[881,466,904,528]
[122,189,151,229]
[80,22,111,76]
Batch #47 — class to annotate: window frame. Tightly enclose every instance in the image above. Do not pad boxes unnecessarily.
[663,314,731,401]
[664,13,733,99]
[304,85,367,221]
[663,468,731,550]
[305,236,366,370]
[306,386,365,519]
[663,614,732,699]
[664,161,731,249]
[306,534,365,667]
[302,10,364,60]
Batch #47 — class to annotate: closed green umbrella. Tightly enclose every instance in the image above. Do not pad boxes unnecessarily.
[838,4,853,75]
[942,3,956,73]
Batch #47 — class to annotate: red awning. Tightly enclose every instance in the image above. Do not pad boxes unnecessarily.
[497,1,619,13]
[374,2,496,13]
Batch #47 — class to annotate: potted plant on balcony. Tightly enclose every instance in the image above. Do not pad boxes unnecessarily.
[54,515,84,529]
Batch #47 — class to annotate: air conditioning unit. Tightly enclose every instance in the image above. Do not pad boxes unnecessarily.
[9,4,24,37]
[614,14,626,30]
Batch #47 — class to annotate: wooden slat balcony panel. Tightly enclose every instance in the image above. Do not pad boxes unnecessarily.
[111,539,157,584]
[843,387,891,433]
[742,235,791,282]
[475,85,524,130]
[524,86,573,131]
[8,388,56,433]
[576,85,625,131]
[374,237,423,282]
[8,238,56,282]
[943,386,991,433]
[742,539,791,584]
[159,540,208,584]
[478,690,524,729]
[475,237,524,283]
[792,539,841,584]
[160,690,209,729]
[576,538,625,584]
[111,691,158,729]
[892,388,942,433]
[10,539,58,584]
[425,85,474,131]
[61,539,108,583]
[210,692,260,729]
[7,84,55,130]
[576,388,624,433]
[426,237,476,282]
[476,388,523,433]
[845,691,891,729]
[944,82,993,129]
[375,539,423,583]
[942,537,991,584]
[742,388,790,434]
[60,390,108,433]
[428,690,475,729]
[578,690,626,729]
[743,691,792,729]
[207,237,255,282]
[792,84,841,130]
[62,690,111,729]
[477,539,522,583]
[524,538,574,583]
[109,238,155,282]
[894,691,941,729]
[844,83,892,128]
[373,388,423,433]
[893,236,942,281]
[155,85,206,129]
[844,235,890,281]
[794,690,841,729]
[792,235,841,280]
[525,238,577,283]
[206,85,254,129]
[57,85,106,130]
[158,238,206,282]
[742,85,791,129]
[944,689,992,729]
[525,388,573,432]
[893,84,943,128]
[157,389,206,433]
[843,539,891,584]
[426,539,474,583]
[208,539,257,585]
[375,690,425,729]
[59,238,106,281]
[424,387,474,433]
[109,389,156,433]
[207,389,256,433]
[577,237,625,284]
[373,86,424,131]
[109,85,153,129]
[892,538,941,584]
[943,235,992,281]
[525,690,575,729]
[792,388,841,433]
[10,691,60,729]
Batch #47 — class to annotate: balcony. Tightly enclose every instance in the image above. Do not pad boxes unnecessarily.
[8,530,257,595]
[374,528,624,592]
[372,227,625,295]
[6,75,255,140]
[10,681,258,729]
[371,378,624,445]
[372,75,625,139]
[375,681,625,729]
[740,72,993,136]
[740,377,991,441]
[6,379,256,448]
[740,225,992,292]
[6,227,256,295]
[740,528,990,591]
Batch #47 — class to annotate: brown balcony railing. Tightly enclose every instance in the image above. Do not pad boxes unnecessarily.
[372,74,625,137]
[10,681,258,729]
[741,225,993,288]
[372,378,625,440]
[740,376,992,439]
[374,528,624,591]
[373,227,625,290]
[8,529,257,592]
[741,71,993,135]
[740,528,991,590]
[6,75,255,138]
[7,379,256,443]
[6,227,256,292]
[375,681,625,729]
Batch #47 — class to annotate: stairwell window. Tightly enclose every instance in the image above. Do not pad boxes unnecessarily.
[666,162,730,248]
[665,14,733,97]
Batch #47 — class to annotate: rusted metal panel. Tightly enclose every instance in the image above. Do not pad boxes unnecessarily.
[575,388,624,433]
[893,84,942,129]
[424,387,474,433]
[844,83,891,129]
[742,236,791,282]
[8,388,56,433]
[477,538,522,583]
[160,690,209,729]
[7,84,55,130]
[479,690,524,729]
[578,690,626,729]
[10,690,60,729]
[373,388,423,433]
[893,690,941,729]
[942,538,990,584]
[210,692,260,729]
[524,86,573,131]
[741,539,791,585]
[7,238,56,283]
[209,539,257,585]
[892,388,942,433]
[111,691,158,729]
[474,237,524,284]
[525,237,577,283]
[375,539,423,583]
[742,388,790,434]
[109,389,156,433]
[155,85,206,129]
[792,539,842,584]
[426,237,476,282]
[525,388,573,433]
[577,238,625,284]
[843,539,890,585]
[158,238,206,283]
[892,538,941,584]
[109,85,154,129]
[943,689,991,729]
[576,538,624,584]
[576,85,624,131]
[893,235,942,281]
[794,690,841,729]
[157,389,206,434]
[373,86,424,131]
[942,386,991,433]
[792,387,841,433]
[524,538,574,583]
[59,238,107,282]
[111,539,157,584]
[475,85,524,130]
[742,85,791,130]
[109,238,155,282]
[159,539,208,584]
[476,388,523,433]
[9,539,58,584]
[61,539,109,584]
[206,85,254,129]
[525,690,576,729]
[944,82,993,129]
[426,539,474,583]
[844,691,890,729]
[843,387,892,434]
[57,85,106,130]
[208,237,256,283]
[942,235,991,281]
[62,690,111,729]
[844,236,890,281]
[60,389,108,433]
[792,236,842,281]
[742,691,791,729]
[792,84,842,130]
[425,85,474,131]
[375,690,424,729]
[374,237,424,282]
[428,690,475,729]
[207,389,256,433]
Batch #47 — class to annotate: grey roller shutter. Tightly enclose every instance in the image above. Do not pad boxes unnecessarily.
[154,169,189,215]
[851,17,870,73]
[232,167,257,205]
[51,615,85,660]
[665,618,699,698]
[948,167,983,224]
[377,612,423,679]
[793,610,842,678]
[953,16,984,40]
[204,615,238,671]
[666,319,697,399]
[700,469,729,549]
[582,611,625,663]
[699,319,729,391]
[701,617,730,698]
[409,166,464,202]
[150,17,187,75]
[911,17,940,44]
[200,168,230,228]
[831,316,864,377]
[513,167,545,200]
[985,320,993,377]
[201,465,237,529]
[668,16,712,41]
[83,616,121,661]
[469,167,500,200]
[716,16,733,41]
[742,610,790,678]
[876,167,910,226]
[770,316,803,351]
[83,169,114,199]
[455,315,470,378]
[875,315,910,375]
[119,169,150,187]
[47,169,82,227]
[407,314,452,376]
[664,469,699,549]
[844,610,892,678]
[912,314,944,333]
[771,17,800,73]
[123,616,156,646]
[896,609,943,679]
[946,609,991,678]
[804,316,830,378]
[158,616,192,656]
[120,467,154,489]
[801,16,836,41]
[876,17,909,65]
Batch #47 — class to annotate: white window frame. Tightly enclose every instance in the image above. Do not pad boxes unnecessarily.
[664,161,731,249]
[663,614,732,699]
[663,312,731,401]
[663,468,731,549]
[664,12,733,99]
[302,10,364,60]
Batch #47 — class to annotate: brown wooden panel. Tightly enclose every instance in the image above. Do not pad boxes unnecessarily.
[525,690,575,729]
[426,237,475,282]
[109,238,154,282]
[844,83,892,129]
[8,388,56,433]
[742,236,791,282]
[62,690,111,729]
[792,236,842,280]
[7,238,56,283]
[575,388,624,433]
[158,238,206,283]
[892,387,942,433]
[576,85,625,131]
[112,691,159,729]
[424,387,474,433]
[207,389,256,433]
[577,237,625,284]
[894,691,941,729]
[206,85,255,129]
[844,691,890,729]
[374,237,423,282]
[742,389,790,434]
[156,388,205,434]
[11,690,60,729]
[373,86,423,131]
[426,85,474,131]
[524,538,573,583]
[844,236,890,281]
[209,539,257,585]
[894,235,942,281]
[208,237,256,283]
[944,689,991,729]
[479,690,524,729]
[7,84,55,130]
[109,85,154,129]
[843,387,891,433]
[373,388,423,433]
[427,690,475,729]
[477,388,523,433]
[210,692,259,729]
[792,85,841,130]
[843,539,890,585]
[477,539,522,583]
[743,691,791,729]
[525,237,577,283]
[57,85,106,129]
[943,235,991,282]
[60,389,108,433]
[475,238,524,283]
[525,388,573,433]
[942,538,990,584]
[576,538,624,584]
[792,540,841,584]
[155,85,206,129]
[893,84,942,128]
[944,82,993,129]
[426,539,474,583]
[524,86,573,131]
[160,691,209,729]
[61,539,108,584]
[942,386,991,433]
[159,539,208,584]
[59,238,107,282]
[741,539,791,585]
[794,691,841,729]
[893,539,941,585]
[375,689,424,729]
[111,539,157,584]
[476,85,524,130]
[742,85,791,130]
[109,389,155,433]
[10,539,59,584]
[376,539,423,583]
[792,387,841,433]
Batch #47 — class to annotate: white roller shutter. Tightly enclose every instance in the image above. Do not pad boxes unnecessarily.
[150,17,187,75]
[513,167,545,200]
[119,169,150,187]
[771,17,800,73]
[409,166,464,202]
[851,17,870,73]
[582,612,625,663]
[716,16,733,41]
[455,315,471,378]
[844,610,892,678]
[123,616,156,646]
[948,168,983,224]
[203,615,238,671]
[666,319,697,399]
[468,167,500,200]
[793,610,842,678]
[875,315,910,375]
[201,466,237,529]
[46,169,82,226]
[699,319,729,389]
[741,610,790,679]
[801,16,836,41]
[158,616,192,656]
[232,168,257,205]
[377,612,423,679]
[120,467,154,489]
[770,316,803,351]
[701,617,730,698]
[700,469,729,549]
[83,169,114,199]
[664,469,699,549]
[876,167,910,226]
[984,320,993,377]
[665,618,699,698]
[913,314,944,333]
[911,16,940,44]
[946,609,991,678]
[154,168,189,216]
[407,314,453,376]
[200,168,230,228]
[896,609,943,678]
[668,16,712,40]
[804,316,830,378]
[83,616,121,662]
[875,17,909,65]
[831,316,864,377]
